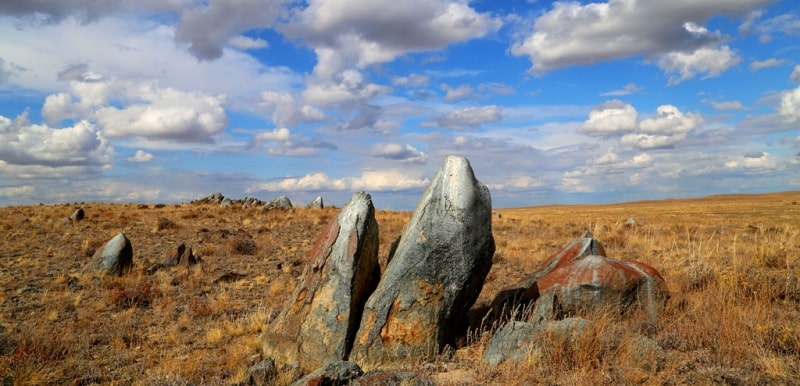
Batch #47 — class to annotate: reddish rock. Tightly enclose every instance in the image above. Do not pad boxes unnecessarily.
[490,232,667,322]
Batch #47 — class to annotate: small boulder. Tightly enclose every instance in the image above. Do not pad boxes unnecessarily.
[351,155,495,365]
[291,360,363,386]
[261,196,293,211]
[69,208,85,222]
[244,359,277,386]
[89,233,133,276]
[263,192,380,372]
[482,318,594,366]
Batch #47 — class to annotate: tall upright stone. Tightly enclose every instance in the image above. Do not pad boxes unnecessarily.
[351,155,495,365]
[263,192,380,372]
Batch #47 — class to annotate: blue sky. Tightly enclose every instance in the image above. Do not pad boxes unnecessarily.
[1,0,798,209]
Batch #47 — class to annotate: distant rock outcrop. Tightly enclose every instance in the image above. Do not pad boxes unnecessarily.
[350,155,495,365]
[263,192,380,372]
[261,196,293,211]
[89,233,133,276]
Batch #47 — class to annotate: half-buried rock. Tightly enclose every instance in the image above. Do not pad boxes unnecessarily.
[263,191,380,372]
[350,155,495,365]
[89,233,133,276]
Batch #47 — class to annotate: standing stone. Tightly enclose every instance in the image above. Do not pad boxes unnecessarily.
[89,233,133,276]
[263,192,380,372]
[308,196,324,209]
[69,208,85,222]
[350,155,495,365]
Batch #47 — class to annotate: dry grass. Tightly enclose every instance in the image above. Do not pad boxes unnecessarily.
[1,192,799,385]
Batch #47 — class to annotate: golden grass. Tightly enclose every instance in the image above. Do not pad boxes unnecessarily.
[0,191,798,384]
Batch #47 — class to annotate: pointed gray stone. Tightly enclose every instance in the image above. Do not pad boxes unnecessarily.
[89,233,133,276]
[307,196,324,209]
[263,192,380,372]
[351,155,495,365]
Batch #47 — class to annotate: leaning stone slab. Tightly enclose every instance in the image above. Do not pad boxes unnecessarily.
[351,155,495,365]
[263,192,380,372]
[88,233,133,276]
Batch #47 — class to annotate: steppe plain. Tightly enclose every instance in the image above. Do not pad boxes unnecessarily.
[1,191,799,385]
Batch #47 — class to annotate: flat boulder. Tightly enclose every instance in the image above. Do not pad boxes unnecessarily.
[261,196,293,211]
[89,233,133,276]
[263,192,380,372]
[482,318,594,366]
[350,155,495,365]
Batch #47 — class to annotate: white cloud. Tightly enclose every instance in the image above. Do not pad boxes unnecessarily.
[441,84,477,101]
[303,69,391,105]
[709,100,744,111]
[511,0,766,74]
[600,83,644,96]
[0,185,35,198]
[615,105,702,150]
[96,82,228,142]
[429,105,502,130]
[259,91,326,127]
[749,58,787,72]
[487,175,544,191]
[638,105,702,135]
[249,170,429,193]
[791,65,800,83]
[173,0,285,60]
[657,45,741,85]
[779,86,800,123]
[128,150,154,162]
[254,128,292,142]
[580,100,638,137]
[392,74,430,87]
[595,149,620,165]
[724,151,777,170]
[283,0,502,78]
[0,113,113,171]
[370,143,428,164]
[228,35,269,51]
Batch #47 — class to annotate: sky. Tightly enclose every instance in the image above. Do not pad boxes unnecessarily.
[1,0,799,210]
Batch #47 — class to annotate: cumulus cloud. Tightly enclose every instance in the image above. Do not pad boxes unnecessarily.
[725,151,777,171]
[0,0,191,23]
[487,175,544,191]
[254,127,291,142]
[619,105,702,149]
[96,82,228,142]
[282,0,501,78]
[259,91,326,127]
[749,58,787,72]
[250,128,336,157]
[580,100,638,137]
[511,0,762,79]
[779,86,800,123]
[0,113,113,171]
[370,143,428,164]
[173,0,285,60]
[658,45,741,85]
[250,170,429,193]
[428,105,502,130]
[128,150,154,162]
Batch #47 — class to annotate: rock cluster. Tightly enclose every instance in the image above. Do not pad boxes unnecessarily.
[262,155,495,377]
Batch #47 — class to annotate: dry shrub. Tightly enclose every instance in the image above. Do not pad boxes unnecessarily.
[156,217,179,231]
[106,278,161,309]
[1,330,69,385]
[227,236,257,255]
